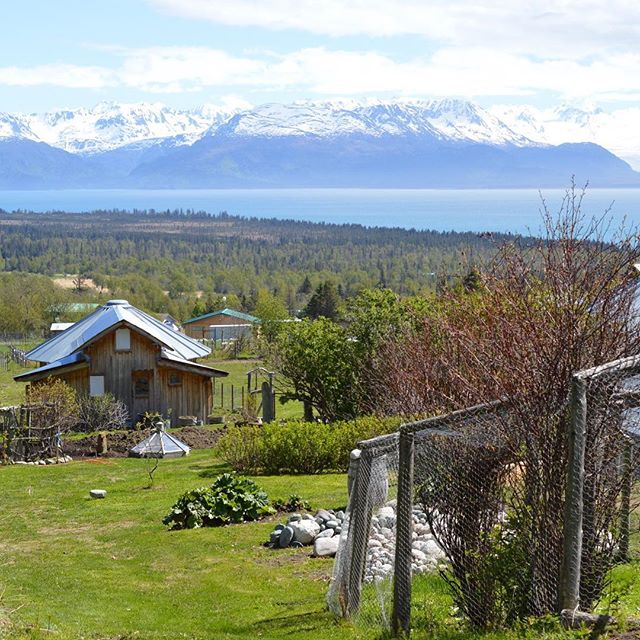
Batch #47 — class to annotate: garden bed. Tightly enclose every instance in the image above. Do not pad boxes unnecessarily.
[62,425,224,458]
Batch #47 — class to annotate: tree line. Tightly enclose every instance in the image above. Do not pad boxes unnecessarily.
[0,209,512,331]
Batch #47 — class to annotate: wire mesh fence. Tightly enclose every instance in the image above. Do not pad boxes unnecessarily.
[561,356,640,614]
[329,356,640,635]
[327,431,400,630]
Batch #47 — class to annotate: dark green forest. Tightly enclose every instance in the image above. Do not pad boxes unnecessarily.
[0,208,522,330]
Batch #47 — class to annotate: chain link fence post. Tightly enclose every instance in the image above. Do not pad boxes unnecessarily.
[346,448,373,617]
[392,427,414,636]
[617,438,633,562]
[559,374,587,612]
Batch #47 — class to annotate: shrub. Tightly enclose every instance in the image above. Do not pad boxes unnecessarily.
[28,377,79,433]
[216,416,401,475]
[271,494,311,512]
[163,472,274,530]
[76,393,129,433]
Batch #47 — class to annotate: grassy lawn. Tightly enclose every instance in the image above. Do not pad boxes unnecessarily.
[205,358,304,421]
[1,450,638,640]
[0,451,355,640]
[0,362,30,406]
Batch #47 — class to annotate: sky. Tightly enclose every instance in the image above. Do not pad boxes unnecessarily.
[3,0,640,113]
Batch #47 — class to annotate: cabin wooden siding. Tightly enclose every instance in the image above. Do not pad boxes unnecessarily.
[53,326,212,423]
[184,314,252,339]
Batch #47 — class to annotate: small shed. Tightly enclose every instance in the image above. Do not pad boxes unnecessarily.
[182,308,259,340]
[16,300,228,424]
[50,322,75,336]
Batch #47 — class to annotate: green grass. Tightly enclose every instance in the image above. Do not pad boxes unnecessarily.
[0,451,354,640]
[0,361,29,406]
[205,358,304,421]
[1,451,636,640]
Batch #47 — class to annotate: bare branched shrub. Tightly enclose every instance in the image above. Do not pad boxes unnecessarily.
[372,182,640,623]
[28,377,79,434]
[77,393,129,433]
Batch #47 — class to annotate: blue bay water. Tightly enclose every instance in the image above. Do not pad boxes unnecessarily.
[2,188,640,235]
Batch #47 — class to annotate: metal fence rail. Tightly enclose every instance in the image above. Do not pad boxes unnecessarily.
[330,357,640,635]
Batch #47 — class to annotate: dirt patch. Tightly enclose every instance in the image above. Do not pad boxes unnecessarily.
[63,426,224,458]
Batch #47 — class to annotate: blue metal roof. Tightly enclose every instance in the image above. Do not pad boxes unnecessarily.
[182,308,260,325]
[14,352,87,381]
[27,300,211,364]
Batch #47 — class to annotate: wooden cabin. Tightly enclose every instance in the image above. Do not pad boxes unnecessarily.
[182,308,259,341]
[15,300,227,424]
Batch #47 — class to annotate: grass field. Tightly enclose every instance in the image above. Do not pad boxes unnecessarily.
[0,451,354,640]
[199,357,304,421]
[1,451,639,640]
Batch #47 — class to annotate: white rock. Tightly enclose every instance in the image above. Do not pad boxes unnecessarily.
[377,506,395,519]
[422,539,445,557]
[90,489,107,499]
[411,549,427,562]
[313,536,339,557]
[290,519,320,545]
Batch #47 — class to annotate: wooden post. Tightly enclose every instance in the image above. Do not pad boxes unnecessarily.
[559,375,587,612]
[392,428,414,636]
[220,383,224,410]
[231,385,235,411]
[346,449,374,617]
[262,381,274,423]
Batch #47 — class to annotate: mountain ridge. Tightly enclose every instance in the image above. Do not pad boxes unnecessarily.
[1,99,639,189]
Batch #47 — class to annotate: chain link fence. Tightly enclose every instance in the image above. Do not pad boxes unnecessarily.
[329,357,640,635]
[327,432,399,630]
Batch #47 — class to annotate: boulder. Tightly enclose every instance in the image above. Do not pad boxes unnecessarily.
[313,536,340,558]
[316,528,335,539]
[90,489,107,499]
[315,509,334,522]
[279,525,294,548]
[290,519,320,545]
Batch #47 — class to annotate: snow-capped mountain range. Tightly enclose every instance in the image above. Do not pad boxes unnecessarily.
[0,101,234,154]
[489,104,640,171]
[1,98,639,189]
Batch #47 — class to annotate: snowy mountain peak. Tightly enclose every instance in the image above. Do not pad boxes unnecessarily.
[2,98,639,169]
[209,98,532,146]
[1,102,240,155]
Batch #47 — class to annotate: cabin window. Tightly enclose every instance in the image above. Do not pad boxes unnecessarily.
[115,328,131,351]
[133,373,150,399]
[168,372,182,386]
[89,375,105,397]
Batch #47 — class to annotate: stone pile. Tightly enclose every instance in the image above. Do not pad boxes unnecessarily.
[365,500,447,582]
[12,455,73,465]
[265,501,448,575]
[267,508,346,557]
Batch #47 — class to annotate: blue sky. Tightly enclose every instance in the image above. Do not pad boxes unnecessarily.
[3,0,640,112]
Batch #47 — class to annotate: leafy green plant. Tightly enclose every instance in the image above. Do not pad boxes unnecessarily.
[271,494,311,513]
[216,416,401,474]
[163,473,274,530]
[135,411,163,431]
[28,376,79,433]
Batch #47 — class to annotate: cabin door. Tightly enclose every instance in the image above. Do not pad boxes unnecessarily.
[132,369,155,423]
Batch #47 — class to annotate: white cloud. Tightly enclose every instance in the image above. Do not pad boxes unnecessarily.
[147,0,640,58]
[2,45,640,104]
[0,64,115,89]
